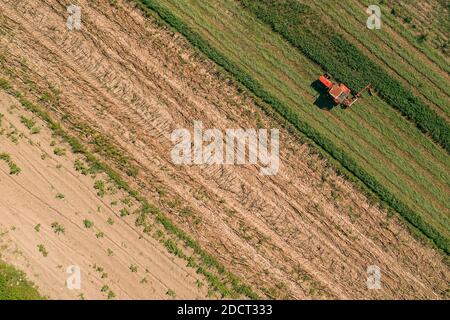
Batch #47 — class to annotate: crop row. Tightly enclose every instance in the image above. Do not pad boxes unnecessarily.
[359,0,450,74]
[136,0,449,253]
[238,0,450,153]
[0,260,43,300]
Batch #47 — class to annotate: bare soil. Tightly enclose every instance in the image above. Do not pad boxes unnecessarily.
[0,91,208,299]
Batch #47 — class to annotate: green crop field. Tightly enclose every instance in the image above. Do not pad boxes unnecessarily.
[239,0,449,151]
[137,0,450,253]
[309,0,450,120]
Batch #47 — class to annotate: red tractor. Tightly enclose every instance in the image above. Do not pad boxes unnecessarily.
[318,74,372,108]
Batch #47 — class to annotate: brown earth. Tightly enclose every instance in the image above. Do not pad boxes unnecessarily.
[0,0,448,299]
[0,91,209,299]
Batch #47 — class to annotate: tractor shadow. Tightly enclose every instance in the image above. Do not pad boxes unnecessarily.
[311,80,336,110]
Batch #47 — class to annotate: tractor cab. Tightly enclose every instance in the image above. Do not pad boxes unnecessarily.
[318,74,371,108]
[319,74,350,104]
[329,83,351,104]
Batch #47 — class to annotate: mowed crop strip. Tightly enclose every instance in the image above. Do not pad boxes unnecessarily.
[310,0,450,119]
[135,0,450,254]
[239,0,450,152]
